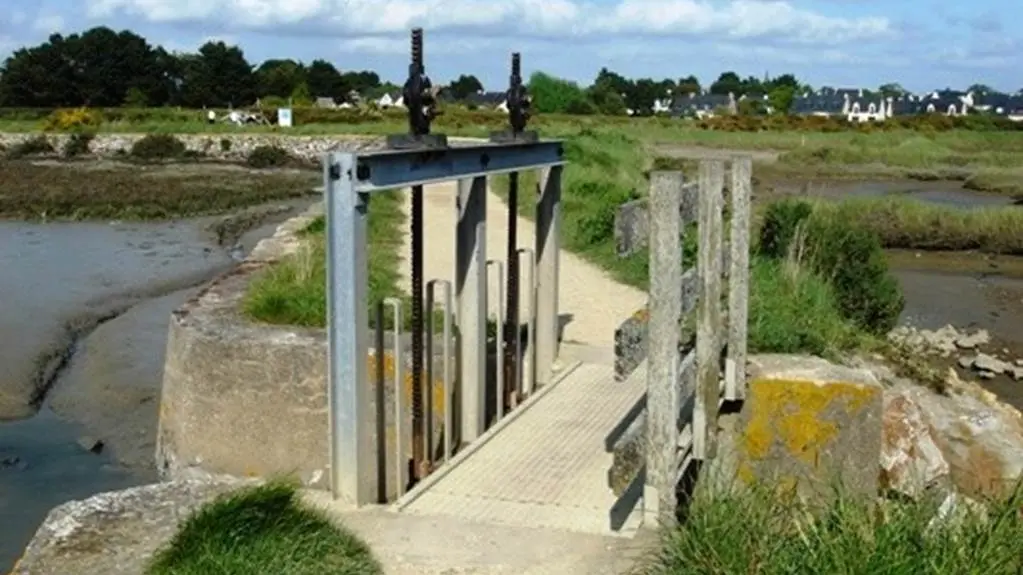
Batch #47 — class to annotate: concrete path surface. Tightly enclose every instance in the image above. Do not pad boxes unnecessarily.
[303,491,657,574]
[394,182,647,350]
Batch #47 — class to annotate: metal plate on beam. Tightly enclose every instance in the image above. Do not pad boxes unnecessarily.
[351,140,565,192]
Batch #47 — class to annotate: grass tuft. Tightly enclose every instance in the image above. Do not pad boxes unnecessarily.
[643,483,1023,575]
[147,481,381,575]
[242,191,405,328]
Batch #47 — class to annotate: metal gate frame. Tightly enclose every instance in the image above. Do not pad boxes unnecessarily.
[323,141,566,505]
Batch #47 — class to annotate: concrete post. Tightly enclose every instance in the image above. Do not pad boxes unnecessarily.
[644,171,685,526]
[693,160,725,461]
[534,166,562,387]
[725,157,752,401]
[456,176,488,442]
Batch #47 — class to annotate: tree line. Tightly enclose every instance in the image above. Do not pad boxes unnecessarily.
[1,25,994,116]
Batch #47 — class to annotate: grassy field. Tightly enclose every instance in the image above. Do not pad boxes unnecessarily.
[0,160,318,221]
[147,482,380,575]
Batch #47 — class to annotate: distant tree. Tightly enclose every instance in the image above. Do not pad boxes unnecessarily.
[878,82,908,98]
[767,86,796,114]
[626,78,662,115]
[528,72,591,114]
[305,59,345,99]
[255,59,306,99]
[0,27,176,107]
[123,86,149,107]
[341,70,381,96]
[710,71,742,95]
[967,83,994,94]
[448,74,484,100]
[675,75,701,95]
[178,41,256,108]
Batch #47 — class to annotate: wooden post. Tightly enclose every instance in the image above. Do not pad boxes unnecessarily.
[725,157,752,401]
[644,171,684,526]
[693,160,725,461]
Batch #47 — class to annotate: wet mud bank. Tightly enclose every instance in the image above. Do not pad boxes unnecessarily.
[0,201,313,571]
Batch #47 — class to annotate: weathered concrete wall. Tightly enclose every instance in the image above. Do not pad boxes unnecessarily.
[156,206,456,500]
[11,478,256,575]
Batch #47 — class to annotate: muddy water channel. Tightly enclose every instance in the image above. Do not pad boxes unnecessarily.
[0,204,311,571]
[796,178,1023,405]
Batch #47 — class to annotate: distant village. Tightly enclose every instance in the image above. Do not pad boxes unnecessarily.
[312,87,1023,123]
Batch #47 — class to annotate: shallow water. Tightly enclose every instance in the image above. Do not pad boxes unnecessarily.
[0,206,308,572]
[781,179,1018,209]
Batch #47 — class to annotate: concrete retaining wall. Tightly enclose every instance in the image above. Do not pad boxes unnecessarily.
[156,205,459,500]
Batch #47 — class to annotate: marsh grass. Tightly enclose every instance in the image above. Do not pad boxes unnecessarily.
[147,481,381,575]
[643,483,1023,575]
[811,197,1023,255]
[0,161,317,220]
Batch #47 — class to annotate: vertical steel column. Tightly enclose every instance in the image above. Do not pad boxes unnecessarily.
[534,166,562,386]
[504,171,520,409]
[410,184,427,480]
[325,151,372,505]
[456,176,488,442]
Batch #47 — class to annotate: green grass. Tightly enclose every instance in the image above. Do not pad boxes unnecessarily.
[811,197,1023,255]
[242,191,405,328]
[643,484,1023,575]
[147,481,381,575]
[747,257,866,357]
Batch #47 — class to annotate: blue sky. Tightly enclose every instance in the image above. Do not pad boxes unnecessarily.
[1,0,1019,94]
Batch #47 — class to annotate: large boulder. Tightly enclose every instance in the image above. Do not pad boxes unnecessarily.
[884,382,1023,499]
[737,354,884,500]
[11,478,253,575]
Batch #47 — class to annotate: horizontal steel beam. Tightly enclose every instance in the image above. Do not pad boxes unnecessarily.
[348,140,566,192]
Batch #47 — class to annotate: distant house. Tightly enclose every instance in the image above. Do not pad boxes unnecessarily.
[919,90,969,115]
[376,92,404,109]
[670,91,737,118]
[791,88,888,122]
[314,96,337,108]
[467,91,509,112]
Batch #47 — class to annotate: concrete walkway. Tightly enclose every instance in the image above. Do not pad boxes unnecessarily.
[305,490,657,574]
[394,182,647,350]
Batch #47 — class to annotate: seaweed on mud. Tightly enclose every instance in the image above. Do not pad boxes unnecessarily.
[0,161,319,221]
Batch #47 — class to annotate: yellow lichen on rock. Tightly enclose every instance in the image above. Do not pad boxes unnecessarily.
[736,355,884,499]
[743,378,876,465]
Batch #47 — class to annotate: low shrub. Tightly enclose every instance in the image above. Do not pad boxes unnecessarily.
[130,134,186,160]
[246,145,294,169]
[747,257,863,356]
[758,199,905,335]
[6,135,54,158]
[61,132,95,158]
[43,107,103,132]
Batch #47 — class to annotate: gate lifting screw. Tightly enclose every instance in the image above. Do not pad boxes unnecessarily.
[402,28,438,136]
[506,53,531,135]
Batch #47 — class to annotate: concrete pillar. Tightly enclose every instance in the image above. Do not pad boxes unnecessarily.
[534,166,562,386]
[456,176,488,442]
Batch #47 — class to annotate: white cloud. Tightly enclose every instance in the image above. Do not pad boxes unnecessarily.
[86,0,892,45]
[32,13,66,34]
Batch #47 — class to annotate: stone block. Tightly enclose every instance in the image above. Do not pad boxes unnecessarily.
[614,308,649,382]
[737,354,883,500]
[614,199,649,258]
